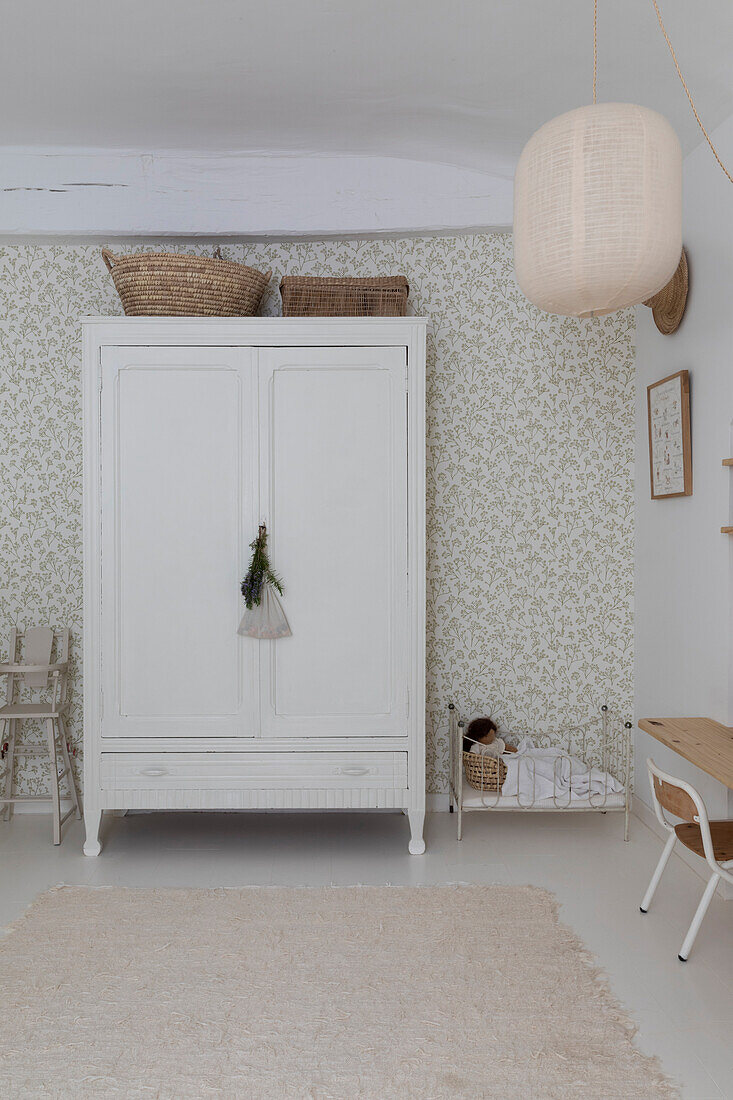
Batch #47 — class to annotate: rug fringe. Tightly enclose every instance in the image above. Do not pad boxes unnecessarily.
[543,887,682,1099]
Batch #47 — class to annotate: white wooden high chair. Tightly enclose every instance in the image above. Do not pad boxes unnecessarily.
[0,627,82,844]
[640,758,733,961]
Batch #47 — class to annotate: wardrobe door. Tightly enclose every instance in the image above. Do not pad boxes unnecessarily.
[258,346,408,738]
[99,346,258,739]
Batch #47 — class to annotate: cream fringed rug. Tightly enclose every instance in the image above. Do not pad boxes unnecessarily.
[0,885,677,1099]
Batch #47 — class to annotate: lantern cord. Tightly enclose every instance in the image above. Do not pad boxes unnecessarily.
[651,0,733,185]
[593,0,597,105]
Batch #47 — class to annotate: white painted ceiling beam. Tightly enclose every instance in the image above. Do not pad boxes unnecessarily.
[0,149,513,237]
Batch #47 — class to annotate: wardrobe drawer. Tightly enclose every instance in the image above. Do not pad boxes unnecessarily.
[100,752,408,790]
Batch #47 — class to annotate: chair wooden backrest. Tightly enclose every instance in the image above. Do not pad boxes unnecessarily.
[648,759,702,824]
[652,772,698,822]
[20,627,54,688]
[4,628,69,703]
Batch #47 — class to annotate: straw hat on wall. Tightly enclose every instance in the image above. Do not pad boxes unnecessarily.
[643,249,688,335]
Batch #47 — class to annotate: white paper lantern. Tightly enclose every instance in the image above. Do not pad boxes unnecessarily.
[514,103,682,317]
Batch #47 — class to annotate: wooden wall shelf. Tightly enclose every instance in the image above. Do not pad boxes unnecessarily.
[722,459,733,467]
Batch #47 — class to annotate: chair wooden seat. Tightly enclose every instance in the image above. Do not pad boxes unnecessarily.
[0,702,62,719]
[675,820,733,863]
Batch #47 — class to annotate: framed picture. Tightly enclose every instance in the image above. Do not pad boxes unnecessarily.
[647,369,692,499]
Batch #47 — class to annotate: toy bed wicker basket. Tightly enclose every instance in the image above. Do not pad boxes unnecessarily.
[280,275,409,317]
[462,751,507,792]
[102,249,271,317]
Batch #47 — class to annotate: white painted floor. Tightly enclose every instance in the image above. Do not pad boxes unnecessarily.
[1,807,731,1099]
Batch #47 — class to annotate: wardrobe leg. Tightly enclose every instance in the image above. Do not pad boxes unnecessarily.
[83,803,103,857]
[407,808,425,855]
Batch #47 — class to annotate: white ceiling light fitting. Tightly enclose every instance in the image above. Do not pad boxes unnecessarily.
[514,0,733,321]
[513,0,683,318]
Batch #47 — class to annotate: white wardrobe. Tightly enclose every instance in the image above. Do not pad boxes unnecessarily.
[82,319,426,855]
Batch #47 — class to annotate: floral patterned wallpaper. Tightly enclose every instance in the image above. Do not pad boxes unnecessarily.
[0,234,634,799]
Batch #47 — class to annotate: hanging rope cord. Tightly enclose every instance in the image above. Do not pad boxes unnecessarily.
[651,0,733,184]
[593,0,597,105]
[594,0,732,183]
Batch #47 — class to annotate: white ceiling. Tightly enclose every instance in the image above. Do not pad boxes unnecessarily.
[4,0,732,163]
[1,0,732,236]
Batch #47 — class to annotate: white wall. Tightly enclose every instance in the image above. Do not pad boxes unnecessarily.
[635,114,733,852]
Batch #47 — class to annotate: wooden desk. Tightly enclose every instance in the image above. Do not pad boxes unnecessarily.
[638,717,733,789]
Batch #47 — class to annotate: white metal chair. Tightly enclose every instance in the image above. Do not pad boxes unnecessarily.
[640,758,733,961]
[0,627,82,844]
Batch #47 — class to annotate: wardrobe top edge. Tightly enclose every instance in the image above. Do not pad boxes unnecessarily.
[80,316,428,326]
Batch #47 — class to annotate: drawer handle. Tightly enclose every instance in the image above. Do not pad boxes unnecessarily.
[139,766,168,777]
[339,766,372,776]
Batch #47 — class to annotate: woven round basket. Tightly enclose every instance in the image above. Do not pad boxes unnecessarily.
[643,248,688,335]
[462,751,507,792]
[102,249,271,317]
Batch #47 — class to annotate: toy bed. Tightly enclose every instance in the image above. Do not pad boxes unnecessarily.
[448,704,632,841]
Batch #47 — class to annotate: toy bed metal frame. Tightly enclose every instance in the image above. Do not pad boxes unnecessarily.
[448,704,632,842]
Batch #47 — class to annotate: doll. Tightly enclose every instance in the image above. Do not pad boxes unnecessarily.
[463,716,517,757]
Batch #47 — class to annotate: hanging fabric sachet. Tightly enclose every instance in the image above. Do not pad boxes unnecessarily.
[238,524,292,639]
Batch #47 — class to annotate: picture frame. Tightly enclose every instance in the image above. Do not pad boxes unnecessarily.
[647,369,692,499]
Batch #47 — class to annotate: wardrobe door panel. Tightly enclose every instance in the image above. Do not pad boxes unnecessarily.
[100,346,258,738]
[259,347,408,737]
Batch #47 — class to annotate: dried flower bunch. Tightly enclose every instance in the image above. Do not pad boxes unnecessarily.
[241,525,284,609]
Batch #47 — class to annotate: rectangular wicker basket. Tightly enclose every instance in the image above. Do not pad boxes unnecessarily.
[280,275,409,317]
